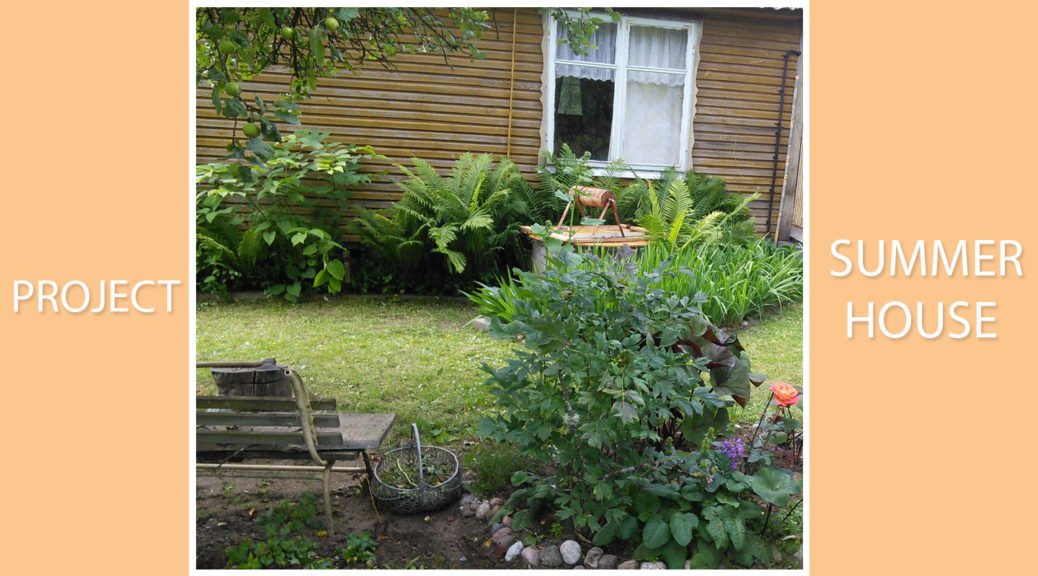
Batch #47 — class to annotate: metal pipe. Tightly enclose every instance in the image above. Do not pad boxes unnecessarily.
[765,49,801,238]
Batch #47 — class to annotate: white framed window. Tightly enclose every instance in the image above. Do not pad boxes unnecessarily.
[545,13,701,177]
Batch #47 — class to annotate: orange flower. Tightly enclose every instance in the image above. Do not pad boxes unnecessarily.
[770,381,800,407]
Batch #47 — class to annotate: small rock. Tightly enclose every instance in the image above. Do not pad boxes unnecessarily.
[560,540,582,565]
[505,541,525,562]
[640,561,666,569]
[490,522,503,535]
[471,316,491,331]
[459,556,467,563]
[598,553,618,569]
[460,493,475,507]
[491,527,514,555]
[540,545,564,568]
[617,560,639,570]
[489,504,501,519]
[584,547,604,569]
[489,497,504,507]
[475,502,490,519]
[521,546,540,568]
[684,560,691,569]
[573,566,585,570]
[794,546,803,563]
[502,515,512,527]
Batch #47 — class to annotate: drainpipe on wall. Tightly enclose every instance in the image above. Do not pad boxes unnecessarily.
[765,49,801,238]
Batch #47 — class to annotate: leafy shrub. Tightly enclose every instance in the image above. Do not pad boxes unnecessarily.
[468,238,802,327]
[616,170,759,249]
[474,248,804,567]
[196,130,381,300]
[353,153,549,291]
[637,240,803,326]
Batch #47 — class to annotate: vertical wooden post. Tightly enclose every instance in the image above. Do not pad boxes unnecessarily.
[777,40,804,242]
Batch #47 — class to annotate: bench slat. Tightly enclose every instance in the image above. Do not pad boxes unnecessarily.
[197,429,346,450]
[197,449,362,462]
[333,413,396,450]
[197,411,342,428]
[197,396,337,411]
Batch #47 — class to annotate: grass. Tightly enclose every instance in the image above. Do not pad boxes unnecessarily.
[730,302,804,424]
[197,296,802,440]
[196,296,513,444]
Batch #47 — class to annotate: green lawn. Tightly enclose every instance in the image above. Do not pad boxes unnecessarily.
[197,297,802,442]
[732,303,804,424]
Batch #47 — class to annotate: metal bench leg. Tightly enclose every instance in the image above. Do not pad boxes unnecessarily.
[361,450,382,523]
[321,460,334,536]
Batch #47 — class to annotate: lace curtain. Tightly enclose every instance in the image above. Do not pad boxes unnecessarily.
[555,21,691,167]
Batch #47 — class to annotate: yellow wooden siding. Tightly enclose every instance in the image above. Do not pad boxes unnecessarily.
[195,8,545,212]
[693,16,802,233]
[195,9,803,235]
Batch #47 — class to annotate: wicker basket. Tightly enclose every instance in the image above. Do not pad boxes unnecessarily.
[370,423,462,514]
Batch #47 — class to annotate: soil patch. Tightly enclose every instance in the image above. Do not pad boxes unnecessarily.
[196,471,507,569]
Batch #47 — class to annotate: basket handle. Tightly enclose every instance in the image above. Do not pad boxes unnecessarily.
[411,423,425,488]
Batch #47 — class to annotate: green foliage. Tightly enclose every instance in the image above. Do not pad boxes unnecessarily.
[636,240,804,326]
[353,153,549,291]
[476,249,762,525]
[616,170,759,249]
[468,238,802,327]
[225,493,333,569]
[255,492,325,538]
[475,247,802,567]
[225,536,332,569]
[536,144,593,221]
[196,131,381,300]
[463,441,533,495]
[339,532,378,567]
[197,8,612,161]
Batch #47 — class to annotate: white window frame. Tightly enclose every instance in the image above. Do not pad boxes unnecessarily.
[544,12,701,178]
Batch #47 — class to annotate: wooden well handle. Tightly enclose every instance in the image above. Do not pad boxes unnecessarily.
[571,186,616,208]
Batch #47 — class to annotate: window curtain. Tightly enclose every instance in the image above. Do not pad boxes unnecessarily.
[555,21,691,167]
[556,23,616,82]
[623,27,688,166]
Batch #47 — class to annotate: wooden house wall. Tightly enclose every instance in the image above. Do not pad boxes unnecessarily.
[692,12,802,234]
[195,8,802,237]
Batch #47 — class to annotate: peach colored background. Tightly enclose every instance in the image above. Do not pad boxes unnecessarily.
[0,0,189,573]
[811,0,1037,574]
[0,1,1036,574]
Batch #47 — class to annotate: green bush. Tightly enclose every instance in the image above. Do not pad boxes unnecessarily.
[353,153,552,291]
[476,250,800,567]
[616,169,759,249]
[637,240,803,326]
[195,130,381,300]
[468,238,802,328]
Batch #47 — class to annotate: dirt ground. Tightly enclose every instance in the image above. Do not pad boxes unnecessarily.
[196,469,508,569]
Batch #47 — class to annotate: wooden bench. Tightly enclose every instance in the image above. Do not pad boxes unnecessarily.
[196,362,395,534]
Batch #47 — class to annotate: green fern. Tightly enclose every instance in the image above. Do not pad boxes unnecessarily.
[354,153,547,284]
[624,171,761,248]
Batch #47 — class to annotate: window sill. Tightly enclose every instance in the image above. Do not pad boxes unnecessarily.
[542,162,685,181]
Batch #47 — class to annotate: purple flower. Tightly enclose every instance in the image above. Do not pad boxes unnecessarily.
[714,438,745,469]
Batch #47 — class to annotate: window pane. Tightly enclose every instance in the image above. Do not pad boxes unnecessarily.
[622,77,684,166]
[557,22,616,64]
[628,26,687,70]
[554,68,615,161]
